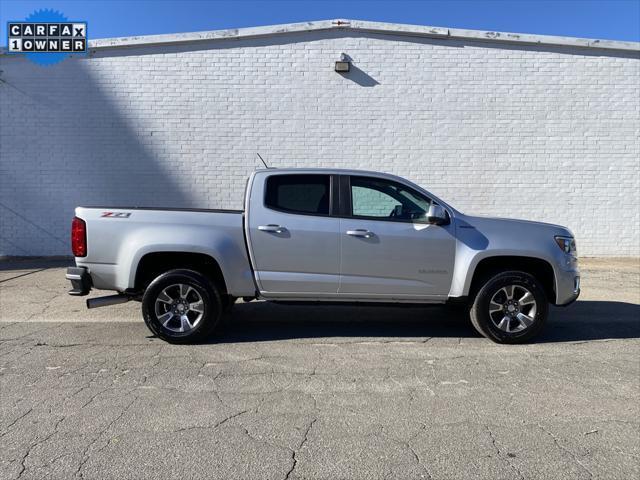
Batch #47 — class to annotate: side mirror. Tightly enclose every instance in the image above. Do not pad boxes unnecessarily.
[427,204,448,225]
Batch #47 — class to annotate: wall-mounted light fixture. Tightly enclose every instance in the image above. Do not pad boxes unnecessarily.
[335,53,350,73]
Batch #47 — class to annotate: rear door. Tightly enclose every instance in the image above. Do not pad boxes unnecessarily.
[338,175,456,299]
[246,172,340,295]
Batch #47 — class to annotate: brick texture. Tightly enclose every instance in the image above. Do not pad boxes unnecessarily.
[1,30,638,256]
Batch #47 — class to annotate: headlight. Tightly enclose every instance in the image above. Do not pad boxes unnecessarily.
[555,236,576,255]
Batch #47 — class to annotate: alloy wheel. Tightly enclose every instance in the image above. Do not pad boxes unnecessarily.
[154,283,205,333]
[488,284,537,333]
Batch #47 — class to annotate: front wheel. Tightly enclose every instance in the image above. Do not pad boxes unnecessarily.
[142,269,222,344]
[470,271,548,344]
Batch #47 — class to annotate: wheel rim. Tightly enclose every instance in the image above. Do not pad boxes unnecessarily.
[488,284,537,334]
[154,283,205,333]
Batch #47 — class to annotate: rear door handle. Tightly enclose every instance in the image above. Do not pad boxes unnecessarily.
[346,229,374,238]
[258,224,286,233]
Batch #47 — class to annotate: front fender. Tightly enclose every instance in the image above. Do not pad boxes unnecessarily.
[451,249,558,298]
[449,214,572,299]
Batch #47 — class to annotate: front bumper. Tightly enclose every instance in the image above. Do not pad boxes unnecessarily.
[555,267,580,306]
[66,267,92,296]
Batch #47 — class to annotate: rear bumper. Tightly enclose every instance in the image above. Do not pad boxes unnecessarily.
[66,267,92,296]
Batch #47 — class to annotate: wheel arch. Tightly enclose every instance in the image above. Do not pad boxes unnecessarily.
[467,255,556,303]
[133,251,227,294]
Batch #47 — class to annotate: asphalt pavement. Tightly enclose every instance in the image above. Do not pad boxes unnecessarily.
[0,258,638,479]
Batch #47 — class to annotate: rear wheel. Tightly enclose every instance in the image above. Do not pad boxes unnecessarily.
[470,271,548,344]
[142,269,222,344]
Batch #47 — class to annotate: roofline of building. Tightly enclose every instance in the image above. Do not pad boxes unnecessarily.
[1,19,639,56]
[85,19,640,53]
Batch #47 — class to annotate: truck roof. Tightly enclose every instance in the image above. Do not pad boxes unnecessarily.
[254,167,406,179]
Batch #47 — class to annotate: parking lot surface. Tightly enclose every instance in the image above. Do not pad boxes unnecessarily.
[0,258,638,479]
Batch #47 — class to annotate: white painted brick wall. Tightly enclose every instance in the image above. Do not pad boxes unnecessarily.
[1,30,639,256]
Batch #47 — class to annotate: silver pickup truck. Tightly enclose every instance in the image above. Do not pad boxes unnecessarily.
[66,168,580,344]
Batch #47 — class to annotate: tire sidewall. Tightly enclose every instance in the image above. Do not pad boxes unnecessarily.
[472,271,548,344]
[142,269,221,343]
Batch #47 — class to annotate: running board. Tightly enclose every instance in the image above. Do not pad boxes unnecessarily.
[86,294,131,309]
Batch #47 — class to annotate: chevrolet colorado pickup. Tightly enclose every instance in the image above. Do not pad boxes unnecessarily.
[66,168,580,344]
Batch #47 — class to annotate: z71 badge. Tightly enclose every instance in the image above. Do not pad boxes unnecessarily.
[101,212,131,218]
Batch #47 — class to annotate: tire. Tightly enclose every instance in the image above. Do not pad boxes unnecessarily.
[470,270,548,344]
[142,269,222,344]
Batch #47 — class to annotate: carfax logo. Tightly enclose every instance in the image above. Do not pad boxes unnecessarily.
[7,9,87,66]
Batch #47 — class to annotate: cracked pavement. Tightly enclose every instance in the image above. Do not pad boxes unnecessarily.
[0,258,638,479]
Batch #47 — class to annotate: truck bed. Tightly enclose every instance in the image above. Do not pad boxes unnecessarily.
[74,206,254,295]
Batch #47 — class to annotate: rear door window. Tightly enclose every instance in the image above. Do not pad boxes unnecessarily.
[265,174,331,215]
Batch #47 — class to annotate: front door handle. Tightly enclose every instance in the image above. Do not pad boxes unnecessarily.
[346,229,374,238]
[258,224,286,233]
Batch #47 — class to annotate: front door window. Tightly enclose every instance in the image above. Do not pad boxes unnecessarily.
[350,176,431,222]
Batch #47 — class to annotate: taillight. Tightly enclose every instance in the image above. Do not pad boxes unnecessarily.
[71,217,87,257]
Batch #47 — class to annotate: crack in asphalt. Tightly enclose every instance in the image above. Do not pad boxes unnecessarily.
[0,407,33,439]
[171,408,251,434]
[0,323,59,342]
[485,425,525,480]
[284,418,317,480]
[17,415,65,479]
[75,394,138,479]
[381,425,433,480]
[537,423,594,479]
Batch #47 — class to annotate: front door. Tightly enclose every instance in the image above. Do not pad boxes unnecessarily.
[247,173,340,295]
[338,175,456,299]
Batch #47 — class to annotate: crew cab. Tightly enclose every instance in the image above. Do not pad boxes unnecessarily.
[66,168,580,344]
